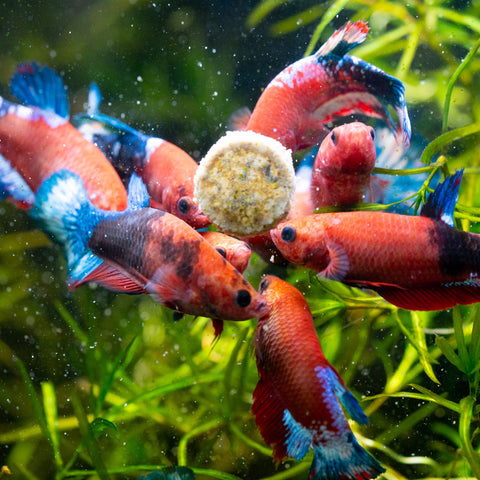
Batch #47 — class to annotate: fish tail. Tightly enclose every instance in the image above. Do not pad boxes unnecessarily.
[31,170,105,283]
[315,20,369,58]
[420,169,463,226]
[0,153,35,208]
[310,432,385,480]
[10,62,69,119]
[73,111,148,170]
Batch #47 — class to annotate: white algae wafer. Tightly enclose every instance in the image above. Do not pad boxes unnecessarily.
[194,131,295,236]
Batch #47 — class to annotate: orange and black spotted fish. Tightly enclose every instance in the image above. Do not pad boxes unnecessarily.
[231,21,410,152]
[0,62,127,211]
[253,275,385,479]
[199,230,252,273]
[73,83,210,228]
[32,170,268,334]
[271,171,480,311]
[310,122,377,208]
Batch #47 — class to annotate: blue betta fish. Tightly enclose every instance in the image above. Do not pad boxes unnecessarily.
[31,170,267,332]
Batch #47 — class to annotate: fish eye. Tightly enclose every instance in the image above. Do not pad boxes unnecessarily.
[216,247,227,258]
[235,289,251,308]
[369,128,375,141]
[178,197,190,215]
[259,277,270,292]
[330,130,337,145]
[281,226,296,242]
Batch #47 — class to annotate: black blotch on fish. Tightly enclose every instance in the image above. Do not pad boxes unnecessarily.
[433,222,480,278]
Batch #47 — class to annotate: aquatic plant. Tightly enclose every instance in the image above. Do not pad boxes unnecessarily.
[1,1,480,479]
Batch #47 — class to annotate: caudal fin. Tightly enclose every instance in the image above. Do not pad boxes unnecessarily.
[10,62,69,119]
[310,432,385,480]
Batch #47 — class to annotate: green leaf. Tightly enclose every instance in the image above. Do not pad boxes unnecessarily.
[435,336,464,373]
[41,382,63,469]
[90,417,119,439]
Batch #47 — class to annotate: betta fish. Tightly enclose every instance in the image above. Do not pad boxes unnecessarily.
[199,230,252,273]
[252,275,385,479]
[231,21,410,152]
[310,122,377,208]
[72,82,210,228]
[0,62,127,211]
[31,170,267,334]
[271,170,480,311]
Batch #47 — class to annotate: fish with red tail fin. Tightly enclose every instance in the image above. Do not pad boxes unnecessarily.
[271,170,480,311]
[253,275,385,479]
[310,122,377,208]
[31,170,267,335]
[232,21,410,152]
[0,62,127,211]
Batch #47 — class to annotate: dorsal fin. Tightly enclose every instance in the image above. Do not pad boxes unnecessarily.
[10,62,69,119]
[420,169,463,226]
[315,20,369,58]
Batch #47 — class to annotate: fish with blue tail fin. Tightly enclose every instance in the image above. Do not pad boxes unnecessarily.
[253,275,385,479]
[136,466,195,479]
[271,170,480,311]
[31,170,267,334]
[231,21,411,152]
[0,62,127,211]
[72,84,210,228]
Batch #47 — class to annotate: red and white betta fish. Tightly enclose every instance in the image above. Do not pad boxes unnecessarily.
[231,21,411,152]
[0,62,127,211]
[253,275,385,479]
[271,170,480,311]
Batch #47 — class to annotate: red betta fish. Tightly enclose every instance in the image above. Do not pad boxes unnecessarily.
[0,62,127,211]
[271,171,480,311]
[231,21,410,152]
[310,122,377,208]
[253,275,385,479]
[72,83,210,228]
[199,230,252,273]
[32,170,267,335]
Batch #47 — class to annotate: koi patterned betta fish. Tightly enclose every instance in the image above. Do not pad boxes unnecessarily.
[231,21,411,152]
[31,170,267,334]
[72,83,210,228]
[0,62,127,211]
[271,170,480,311]
[253,275,385,479]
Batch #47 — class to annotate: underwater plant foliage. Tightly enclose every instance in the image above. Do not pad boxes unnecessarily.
[1,0,480,478]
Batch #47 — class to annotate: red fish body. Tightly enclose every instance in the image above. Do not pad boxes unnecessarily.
[310,122,377,208]
[32,170,267,333]
[253,275,384,479]
[234,21,410,152]
[271,173,480,310]
[199,230,252,273]
[0,91,127,211]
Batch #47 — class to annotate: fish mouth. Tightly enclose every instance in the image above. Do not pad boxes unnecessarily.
[255,299,270,317]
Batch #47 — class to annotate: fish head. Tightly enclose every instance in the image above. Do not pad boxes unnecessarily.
[270,217,329,270]
[315,122,376,177]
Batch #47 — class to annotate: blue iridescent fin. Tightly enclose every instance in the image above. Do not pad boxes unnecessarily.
[310,432,385,480]
[87,82,102,115]
[31,170,107,280]
[10,62,69,119]
[73,111,148,173]
[127,172,150,210]
[282,409,313,461]
[136,466,195,480]
[324,367,368,425]
[0,153,35,207]
[420,170,463,226]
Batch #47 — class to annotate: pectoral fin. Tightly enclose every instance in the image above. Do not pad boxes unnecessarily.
[318,241,349,282]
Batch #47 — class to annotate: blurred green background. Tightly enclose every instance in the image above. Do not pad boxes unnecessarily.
[1,1,480,479]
